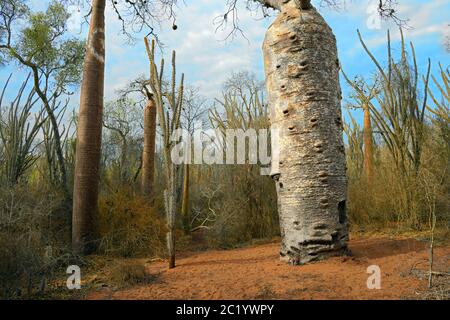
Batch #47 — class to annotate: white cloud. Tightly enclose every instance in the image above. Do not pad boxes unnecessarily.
[354,0,450,48]
[101,0,272,101]
[3,0,448,107]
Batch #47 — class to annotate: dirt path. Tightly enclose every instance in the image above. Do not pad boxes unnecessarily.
[87,238,450,300]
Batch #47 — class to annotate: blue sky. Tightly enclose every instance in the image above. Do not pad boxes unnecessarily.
[1,0,449,124]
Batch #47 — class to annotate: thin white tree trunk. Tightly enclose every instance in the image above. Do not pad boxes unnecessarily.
[164,164,177,268]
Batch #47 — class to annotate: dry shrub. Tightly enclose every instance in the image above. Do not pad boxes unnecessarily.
[97,187,166,257]
[347,153,416,228]
[109,261,153,287]
[344,32,449,235]
[347,124,450,234]
[190,165,278,249]
[0,184,71,299]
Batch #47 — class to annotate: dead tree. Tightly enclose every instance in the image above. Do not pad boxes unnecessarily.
[144,38,184,269]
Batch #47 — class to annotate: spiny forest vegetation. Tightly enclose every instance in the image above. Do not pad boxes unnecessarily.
[0,0,448,299]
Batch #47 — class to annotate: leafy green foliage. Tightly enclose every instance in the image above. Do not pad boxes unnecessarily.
[1,0,84,94]
[0,0,28,65]
[16,1,84,94]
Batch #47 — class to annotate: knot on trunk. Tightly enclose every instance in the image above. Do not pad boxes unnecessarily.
[297,0,313,10]
[260,0,313,11]
[283,0,313,10]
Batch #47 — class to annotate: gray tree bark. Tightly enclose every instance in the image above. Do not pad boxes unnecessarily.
[262,0,349,264]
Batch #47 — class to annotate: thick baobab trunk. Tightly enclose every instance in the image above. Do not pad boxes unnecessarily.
[263,1,349,265]
[72,0,105,255]
[141,97,157,198]
[363,104,374,182]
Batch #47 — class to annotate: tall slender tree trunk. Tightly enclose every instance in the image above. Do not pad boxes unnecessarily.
[72,0,106,255]
[165,164,177,269]
[119,133,128,183]
[263,1,349,265]
[363,103,374,182]
[181,163,190,233]
[141,97,157,199]
[144,39,184,269]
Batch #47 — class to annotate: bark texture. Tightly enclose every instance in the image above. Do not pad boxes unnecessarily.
[262,1,349,265]
[141,97,157,199]
[72,0,106,255]
[363,103,374,182]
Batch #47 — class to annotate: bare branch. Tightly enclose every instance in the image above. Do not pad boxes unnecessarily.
[217,0,407,40]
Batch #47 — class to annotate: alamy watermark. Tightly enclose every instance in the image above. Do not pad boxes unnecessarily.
[169,123,280,176]
[367,265,381,289]
[66,265,81,290]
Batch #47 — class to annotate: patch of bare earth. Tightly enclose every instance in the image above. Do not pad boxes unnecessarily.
[87,238,450,300]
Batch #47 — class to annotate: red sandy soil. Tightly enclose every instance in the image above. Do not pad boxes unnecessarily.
[87,238,450,300]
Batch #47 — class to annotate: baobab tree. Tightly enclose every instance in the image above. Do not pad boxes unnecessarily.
[217,0,403,264]
[262,0,349,264]
[362,102,374,182]
[141,93,157,200]
[115,76,158,198]
[71,0,178,255]
[72,0,106,255]
[340,73,379,184]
